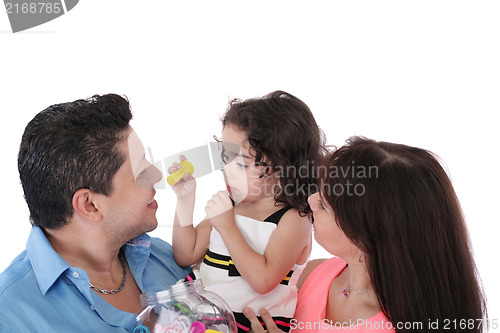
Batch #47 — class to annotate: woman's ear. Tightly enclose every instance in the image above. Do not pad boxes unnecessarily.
[72,189,103,222]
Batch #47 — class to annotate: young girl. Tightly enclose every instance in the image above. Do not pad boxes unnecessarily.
[170,91,325,332]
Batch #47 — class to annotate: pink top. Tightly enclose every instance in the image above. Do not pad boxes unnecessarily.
[293,257,395,332]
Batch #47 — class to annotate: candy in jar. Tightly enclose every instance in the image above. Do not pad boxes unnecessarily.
[133,280,237,333]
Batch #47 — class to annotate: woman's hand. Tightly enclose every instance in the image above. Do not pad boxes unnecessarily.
[243,307,283,333]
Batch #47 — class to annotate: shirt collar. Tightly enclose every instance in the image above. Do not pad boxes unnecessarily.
[26,226,153,296]
[123,234,151,291]
[26,227,70,295]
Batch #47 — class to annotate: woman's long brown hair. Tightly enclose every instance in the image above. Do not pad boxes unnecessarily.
[321,136,487,332]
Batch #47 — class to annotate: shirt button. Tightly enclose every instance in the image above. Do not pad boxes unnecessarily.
[90,306,95,311]
[72,271,80,278]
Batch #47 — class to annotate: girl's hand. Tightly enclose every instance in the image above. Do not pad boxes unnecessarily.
[243,308,283,333]
[168,155,196,200]
[205,190,235,229]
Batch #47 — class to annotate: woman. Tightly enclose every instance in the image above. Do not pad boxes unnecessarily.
[245,136,487,332]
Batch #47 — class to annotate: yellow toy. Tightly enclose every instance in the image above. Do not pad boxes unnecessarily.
[167,160,194,186]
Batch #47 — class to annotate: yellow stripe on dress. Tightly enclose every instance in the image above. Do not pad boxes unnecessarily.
[204,254,234,266]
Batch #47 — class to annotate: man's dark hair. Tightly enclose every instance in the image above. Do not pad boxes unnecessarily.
[18,94,133,229]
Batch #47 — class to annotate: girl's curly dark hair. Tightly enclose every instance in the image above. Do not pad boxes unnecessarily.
[222,91,327,215]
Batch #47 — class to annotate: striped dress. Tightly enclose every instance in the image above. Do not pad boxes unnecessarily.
[186,206,305,332]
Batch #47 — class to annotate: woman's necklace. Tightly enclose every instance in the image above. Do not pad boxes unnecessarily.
[342,269,372,298]
[89,252,127,295]
[342,287,373,298]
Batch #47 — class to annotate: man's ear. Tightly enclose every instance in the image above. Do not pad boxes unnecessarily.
[72,189,103,222]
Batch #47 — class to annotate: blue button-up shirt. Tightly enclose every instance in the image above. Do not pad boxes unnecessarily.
[0,227,190,332]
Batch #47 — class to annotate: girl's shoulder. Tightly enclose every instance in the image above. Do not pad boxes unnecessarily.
[275,206,311,226]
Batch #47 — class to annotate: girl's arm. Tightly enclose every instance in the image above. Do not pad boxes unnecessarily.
[169,157,211,267]
[172,212,211,267]
[206,191,312,294]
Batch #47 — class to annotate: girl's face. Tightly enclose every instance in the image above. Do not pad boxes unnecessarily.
[221,125,275,203]
[308,192,359,260]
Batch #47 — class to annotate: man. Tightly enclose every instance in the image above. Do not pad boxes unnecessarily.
[0,94,190,331]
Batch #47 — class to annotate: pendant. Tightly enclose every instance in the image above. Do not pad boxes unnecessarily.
[342,288,350,298]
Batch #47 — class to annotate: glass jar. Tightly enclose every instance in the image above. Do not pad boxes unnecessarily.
[133,280,237,333]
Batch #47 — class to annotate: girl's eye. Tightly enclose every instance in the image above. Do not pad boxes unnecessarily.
[237,163,248,169]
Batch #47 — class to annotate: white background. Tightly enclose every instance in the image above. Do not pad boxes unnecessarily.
[1,0,499,324]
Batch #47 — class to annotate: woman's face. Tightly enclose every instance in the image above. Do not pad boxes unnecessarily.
[308,192,359,260]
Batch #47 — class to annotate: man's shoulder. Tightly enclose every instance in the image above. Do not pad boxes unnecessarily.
[147,236,176,265]
[0,250,33,296]
[141,236,191,284]
[149,236,173,251]
[0,249,39,332]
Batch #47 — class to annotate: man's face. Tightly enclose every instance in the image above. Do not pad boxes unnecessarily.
[98,128,162,246]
